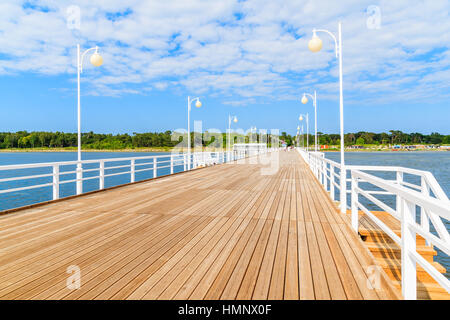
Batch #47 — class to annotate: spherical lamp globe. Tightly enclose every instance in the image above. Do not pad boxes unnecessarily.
[299,115,303,121]
[301,95,308,104]
[90,53,103,67]
[233,116,238,123]
[308,32,322,53]
[195,100,202,108]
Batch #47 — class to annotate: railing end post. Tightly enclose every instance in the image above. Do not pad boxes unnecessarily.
[401,198,417,300]
[350,174,358,232]
[52,164,59,200]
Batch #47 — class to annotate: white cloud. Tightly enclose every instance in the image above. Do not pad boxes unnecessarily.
[0,0,448,105]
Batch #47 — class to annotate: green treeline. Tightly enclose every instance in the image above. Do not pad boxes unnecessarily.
[0,131,263,149]
[282,130,450,147]
[0,130,448,149]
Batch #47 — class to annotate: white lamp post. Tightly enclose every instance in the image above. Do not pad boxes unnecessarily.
[299,114,309,151]
[301,91,318,152]
[76,44,103,195]
[308,22,346,213]
[228,115,238,160]
[187,96,202,170]
[301,124,304,148]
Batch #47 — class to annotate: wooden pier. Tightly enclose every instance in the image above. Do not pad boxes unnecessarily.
[0,151,401,300]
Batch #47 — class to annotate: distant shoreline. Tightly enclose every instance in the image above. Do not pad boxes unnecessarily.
[322,149,449,153]
[0,148,173,153]
[0,147,448,153]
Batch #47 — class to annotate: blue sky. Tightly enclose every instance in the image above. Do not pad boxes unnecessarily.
[0,0,449,135]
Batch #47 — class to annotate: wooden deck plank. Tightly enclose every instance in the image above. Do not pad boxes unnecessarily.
[0,151,399,300]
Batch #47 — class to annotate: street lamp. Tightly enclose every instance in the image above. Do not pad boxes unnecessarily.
[228,115,238,160]
[299,114,309,151]
[76,44,103,194]
[187,96,202,170]
[301,91,318,152]
[308,22,346,214]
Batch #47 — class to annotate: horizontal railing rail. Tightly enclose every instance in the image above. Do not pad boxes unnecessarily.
[297,147,450,300]
[0,148,271,210]
[351,170,450,300]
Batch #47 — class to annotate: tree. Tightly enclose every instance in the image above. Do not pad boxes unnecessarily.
[355,137,365,145]
[429,132,443,144]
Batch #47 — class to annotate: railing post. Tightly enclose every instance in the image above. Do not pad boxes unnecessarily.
[320,160,324,185]
[420,177,430,245]
[52,164,59,200]
[130,159,135,183]
[99,161,105,189]
[153,157,157,178]
[401,198,417,300]
[170,155,174,174]
[76,162,82,195]
[316,157,320,179]
[396,171,404,213]
[323,162,328,191]
[320,159,323,184]
[340,165,347,214]
[330,165,335,201]
[351,173,358,232]
[183,154,187,171]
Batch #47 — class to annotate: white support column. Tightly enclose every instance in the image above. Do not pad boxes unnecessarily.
[401,198,417,300]
[170,155,174,174]
[183,154,187,171]
[52,165,59,200]
[99,161,105,189]
[351,174,358,232]
[420,177,430,245]
[76,163,83,195]
[321,160,325,185]
[396,171,404,213]
[340,166,347,214]
[131,159,135,183]
[330,165,335,201]
[338,21,346,215]
[323,162,328,190]
[153,158,157,178]
[76,44,82,196]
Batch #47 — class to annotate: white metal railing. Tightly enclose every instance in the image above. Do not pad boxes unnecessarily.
[0,149,269,208]
[297,147,450,300]
[298,148,346,210]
